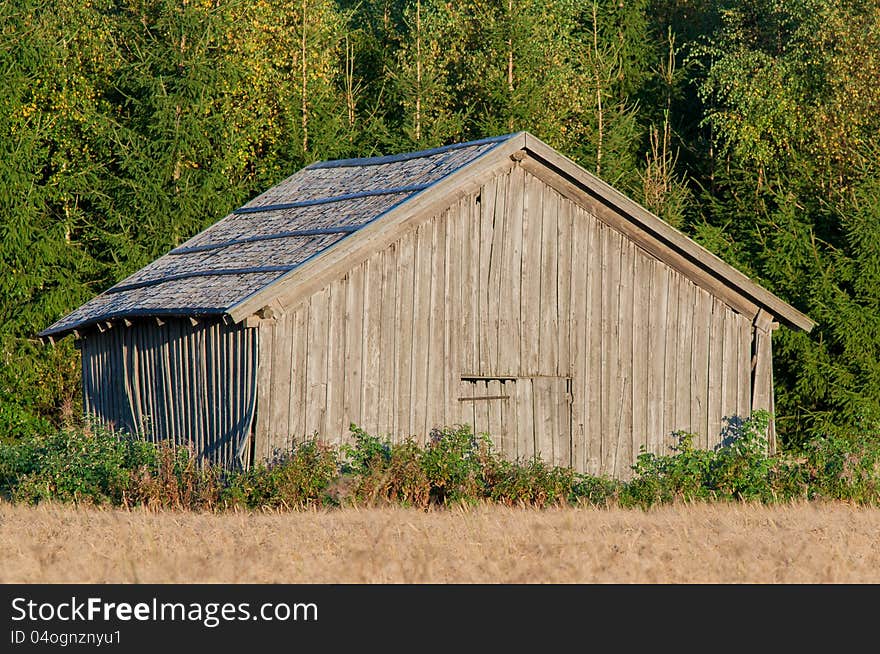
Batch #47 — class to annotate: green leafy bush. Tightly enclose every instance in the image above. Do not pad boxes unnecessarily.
[621,411,779,506]
[2,415,879,511]
[421,426,490,504]
[0,423,155,505]
[223,440,338,510]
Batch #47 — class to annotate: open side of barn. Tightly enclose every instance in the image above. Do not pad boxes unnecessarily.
[40,132,813,477]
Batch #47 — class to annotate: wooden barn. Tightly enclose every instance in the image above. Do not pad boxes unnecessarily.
[41,133,814,477]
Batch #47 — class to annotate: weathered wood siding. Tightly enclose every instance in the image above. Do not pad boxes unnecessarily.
[81,319,258,468]
[256,166,762,478]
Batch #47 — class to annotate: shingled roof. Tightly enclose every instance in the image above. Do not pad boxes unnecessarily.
[40,134,513,338]
[41,132,815,339]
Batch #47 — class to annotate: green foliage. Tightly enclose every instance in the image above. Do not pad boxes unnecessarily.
[420,426,490,504]
[484,456,583,507]
[621,410,880,507]
[2,419,880,510]
[623,411,778,506]
[0,423,156,504]
[223,440,339,510]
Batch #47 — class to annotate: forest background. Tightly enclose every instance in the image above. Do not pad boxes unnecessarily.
[2,0,879,452]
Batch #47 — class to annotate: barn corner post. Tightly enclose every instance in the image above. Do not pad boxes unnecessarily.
[751,308,778,453]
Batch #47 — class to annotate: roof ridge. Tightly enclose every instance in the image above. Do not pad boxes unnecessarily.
[304,133,521,170]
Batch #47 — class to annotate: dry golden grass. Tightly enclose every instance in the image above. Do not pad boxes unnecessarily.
[1,501,879,583]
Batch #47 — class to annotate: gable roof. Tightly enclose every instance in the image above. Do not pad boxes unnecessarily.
[41,132,814,339]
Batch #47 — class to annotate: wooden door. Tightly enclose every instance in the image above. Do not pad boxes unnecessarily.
[458,376,572,467]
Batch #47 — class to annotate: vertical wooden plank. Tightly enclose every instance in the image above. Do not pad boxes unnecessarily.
[570,206,589,473]
[411,221,433,443]
[209,323,222,458]
[752,329,772,413]
[361,256,382,436]
[395,230,416,438]
[616,238,634,478]
[161,324,177,443]
[533,377,556,465]
[270,312,292,450]
[427,213,447,433]
[461,196,479,375]
[478,178,498,374]
[521,172,543,375]
[343,263,365,439]
[80,339,91,418]
[586,215,602,473]
[378,245,397,436]
[499,165,524,376]
[722,306,739,439]
[631,249,649,465]
[458,380,475,428]
[489,171,507,375]
[557,195,573,378]
[737,314,752,420]
[707,298,725,449]
[305,287,329,440]
[690,288,712,449]
[601,228,621,476]
[473,381,490,438]
[515,377,535,461]
[192,326,206,456]
[325,277,348,446]
[287,305,308,448]
[185,326,196,451]
[486,379,503,452]
[443,208,459,426]
[662,268,680,452]
[500,379,517,459]
[752,327,775,450]
[675,279,694,436]
[254,319,274,461]
[539,183,559,375]
[558,377,573,468]
[227,325,237,464]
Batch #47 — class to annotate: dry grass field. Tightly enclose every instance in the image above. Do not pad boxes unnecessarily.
[1,501,879,583]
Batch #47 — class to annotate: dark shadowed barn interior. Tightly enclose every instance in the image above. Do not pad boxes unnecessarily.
[41,133,814,477]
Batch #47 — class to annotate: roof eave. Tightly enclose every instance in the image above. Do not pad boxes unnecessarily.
[38,306,230,342]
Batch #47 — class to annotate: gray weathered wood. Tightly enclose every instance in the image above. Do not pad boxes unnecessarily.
[690,288,712,448]
[539,183,559,374]
[498,165,524,376]
[586,214,602,473]
[631,247,649,463]
[675,278,694,435]
[427,213,447,433]
[343,263,365,436]
[515,377,535,460]
[305,287,330,439]
[411,222,432,441]
[707,298,725,449]
[616,237,634,478]
[521,172,543,375]
[479,177,498,373]
[662,267,679,453]
[326,277,347,445]
[289,305,308,445]
[570,205,589,472]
